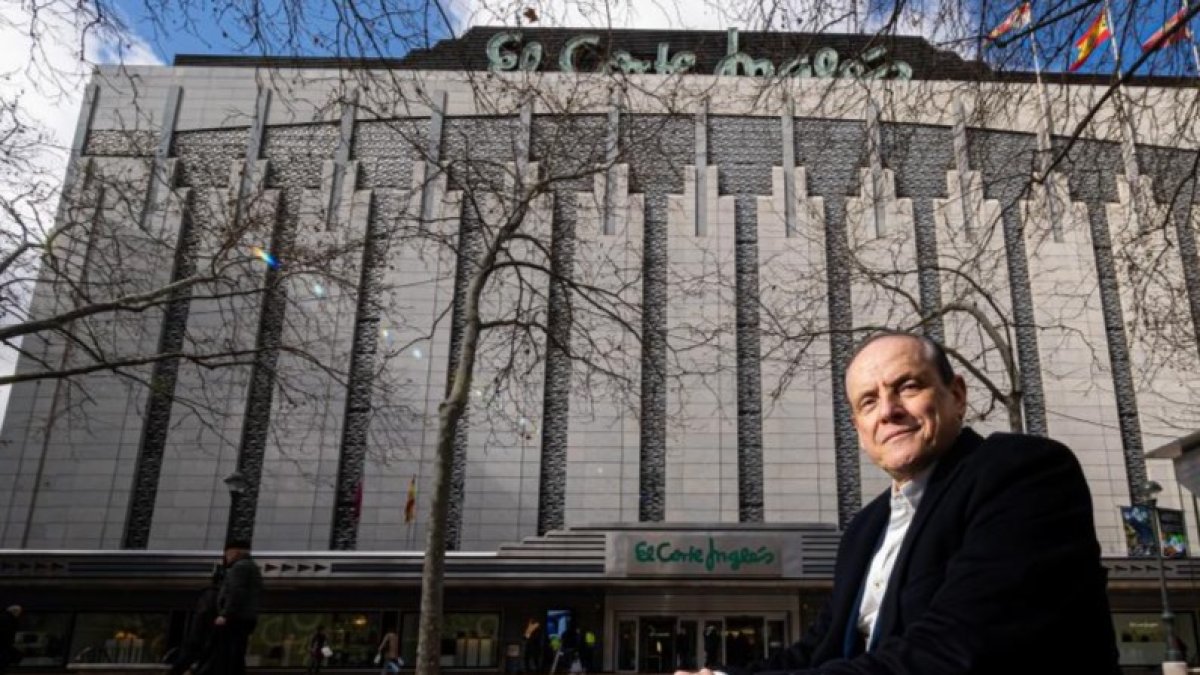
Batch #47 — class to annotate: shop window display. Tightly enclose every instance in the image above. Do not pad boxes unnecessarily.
[246,613,381,668]
[10,612,71,667]
[400,613,498,668]
[1112,612,1198,666]
[68,613,169,664]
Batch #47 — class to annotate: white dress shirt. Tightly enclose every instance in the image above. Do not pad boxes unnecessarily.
[856,464,934,646]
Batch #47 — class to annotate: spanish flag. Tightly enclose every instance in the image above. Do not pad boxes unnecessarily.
[404,476,417,523]
[987,3,1032,42]
[1070,10,1112,72]
[1141,7,1193,53]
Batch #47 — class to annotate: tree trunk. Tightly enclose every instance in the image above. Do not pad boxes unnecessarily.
[1007,397,1024,434]
[415,271,484,675]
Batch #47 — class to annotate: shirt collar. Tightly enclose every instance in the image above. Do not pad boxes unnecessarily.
[890,462,936,512]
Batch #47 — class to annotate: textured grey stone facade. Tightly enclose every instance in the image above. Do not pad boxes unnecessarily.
[709,116,779,523]
[793,119,868,527]
[969,130,1049,436]
[623,115,692,522]
[531,115,606,534]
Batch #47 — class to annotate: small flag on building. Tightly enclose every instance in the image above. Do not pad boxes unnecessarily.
[1070,9,1112,71]
[404,476,417,523]
[987,2,1032,42]
[1142,6,1194,53]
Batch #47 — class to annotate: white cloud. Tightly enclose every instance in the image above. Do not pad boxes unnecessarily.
[0,1,164,425]
[448,0,976,52]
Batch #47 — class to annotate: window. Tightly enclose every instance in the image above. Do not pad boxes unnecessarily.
[401,613,499,668]
[766,620,786,661]
[11,612,71,667]
[246,613,381,668]
[1112,612,1198,666]
[69,613,169,664]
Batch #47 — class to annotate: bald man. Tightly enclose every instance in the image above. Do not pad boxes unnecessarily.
[678,331,1119,674]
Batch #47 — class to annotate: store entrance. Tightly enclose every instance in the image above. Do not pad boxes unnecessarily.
[616,615,787,673]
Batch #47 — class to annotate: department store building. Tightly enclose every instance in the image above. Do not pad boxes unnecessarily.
[2,26,1200,673]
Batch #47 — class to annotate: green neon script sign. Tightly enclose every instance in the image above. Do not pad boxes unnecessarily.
[486,28,912,80]
[634,537,777,572]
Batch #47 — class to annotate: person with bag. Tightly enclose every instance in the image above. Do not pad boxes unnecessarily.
[375,626,402,674]
[306,626,328,675]
[171,571,221,675]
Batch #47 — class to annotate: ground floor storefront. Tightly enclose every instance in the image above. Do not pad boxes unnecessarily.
[1,523,1198,673]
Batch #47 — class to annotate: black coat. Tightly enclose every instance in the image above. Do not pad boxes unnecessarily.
[218,558,263,622]
[0,611,20,669]
[741,428,1120,674]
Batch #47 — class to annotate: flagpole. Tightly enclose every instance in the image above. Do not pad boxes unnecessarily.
[1028,13,1053,144]
[1025,3,1063,233]
[1101,0,1144,226]
[1184,0,1200,75]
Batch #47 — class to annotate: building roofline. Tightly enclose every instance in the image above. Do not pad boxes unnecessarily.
[168,26,1199,87]
[167,52,1199,88]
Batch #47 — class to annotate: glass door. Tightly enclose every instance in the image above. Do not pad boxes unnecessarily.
[639,618,676,674]
[701,620,723,669]
[724,616,766,669]
[675,620,699,670]
[616,621,637,672]
[611,613,785,672]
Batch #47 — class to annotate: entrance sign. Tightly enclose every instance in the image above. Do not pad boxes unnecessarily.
[607,532,803,577]
[488,28,913,81]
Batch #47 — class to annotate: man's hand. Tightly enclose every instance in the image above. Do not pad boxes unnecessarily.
[214,616,227,626]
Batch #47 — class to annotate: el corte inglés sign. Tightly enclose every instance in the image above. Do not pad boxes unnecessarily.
[607,532,802,577]
[487,28,913,80]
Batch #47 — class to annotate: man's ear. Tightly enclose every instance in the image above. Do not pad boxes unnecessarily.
[951,374,967,417]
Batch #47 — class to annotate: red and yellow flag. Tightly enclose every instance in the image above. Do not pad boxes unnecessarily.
[403,476,417,524]
[1069,10,1112,72]
[987,3,1032,42]
[1142,7,1194,53]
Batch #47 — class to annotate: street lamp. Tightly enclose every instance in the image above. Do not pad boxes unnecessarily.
[223,470,249,545]
[224,470,249,495]
[1144,480,1184,664]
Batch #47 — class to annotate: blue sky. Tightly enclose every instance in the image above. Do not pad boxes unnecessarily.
[105,0,457,61]
[982,0,1200,77]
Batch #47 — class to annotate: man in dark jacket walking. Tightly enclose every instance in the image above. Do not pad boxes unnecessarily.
[0,606,23,675]
[210,541,263,675]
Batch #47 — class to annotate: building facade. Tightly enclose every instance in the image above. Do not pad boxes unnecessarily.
[2,27,1200,672]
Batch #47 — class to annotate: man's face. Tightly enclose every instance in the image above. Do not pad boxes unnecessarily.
[224,547,246,565]
[846,336,967,482]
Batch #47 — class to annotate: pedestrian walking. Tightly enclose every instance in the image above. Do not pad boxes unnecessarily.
[210,540,262,675]
[306,626,328,675]
[170,573,221,675]
[375,624,402,674]
[521,618,541,674]
[0,606,23,675]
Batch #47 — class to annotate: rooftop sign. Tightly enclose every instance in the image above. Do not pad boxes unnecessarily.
[487,27,913,80]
